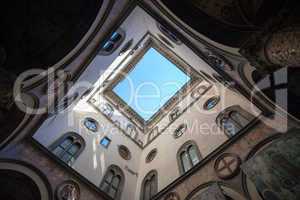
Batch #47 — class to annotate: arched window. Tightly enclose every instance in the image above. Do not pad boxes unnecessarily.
[141,170,158,200]
[50,132,85,165]
[177,141,202,174]
[203,96,220,110]
[100,165,124,200]
[216,105,255,138]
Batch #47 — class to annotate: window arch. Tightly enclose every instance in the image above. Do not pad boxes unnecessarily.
[100,165,125,200]
[177,141,202,174]
[141,170,158,200]
[216,105,255,138]
[50,132,85,165]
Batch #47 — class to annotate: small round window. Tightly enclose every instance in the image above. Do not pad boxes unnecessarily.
[146,149,157,163]
[83,118,98,132]
[203,96,220,110]
[118,145,131,160]
[173,124,187,138]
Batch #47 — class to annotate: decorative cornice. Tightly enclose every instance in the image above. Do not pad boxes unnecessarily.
[102,33,202,131]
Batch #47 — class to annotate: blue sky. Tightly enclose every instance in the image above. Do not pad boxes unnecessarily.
[113,48,190,121]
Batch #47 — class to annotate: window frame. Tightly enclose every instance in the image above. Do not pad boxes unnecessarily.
[100,165,125,200]
[98,29,126,56]
[49,132,85,166]
[83,117,99,132]
[216,105,255,138]
[177,140,202,175]
[156,22,182,45]
[100,136,111,148]
[140,170,158,200]
[203,96,220,110]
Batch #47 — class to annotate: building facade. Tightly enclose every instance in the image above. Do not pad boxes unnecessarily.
[0,1,299,200]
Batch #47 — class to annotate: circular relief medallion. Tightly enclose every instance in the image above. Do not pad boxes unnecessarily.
[56,180,80,200]
[164,192,180,200]
[214,153,242,180]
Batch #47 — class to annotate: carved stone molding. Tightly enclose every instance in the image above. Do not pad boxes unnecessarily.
[214,153,242,180]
